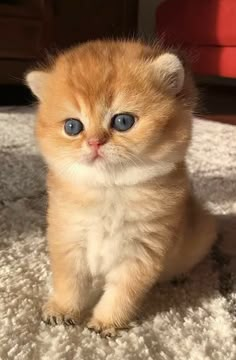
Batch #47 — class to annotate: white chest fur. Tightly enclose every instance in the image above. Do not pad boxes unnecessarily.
[86,187,129,276]
[60,161,174,278]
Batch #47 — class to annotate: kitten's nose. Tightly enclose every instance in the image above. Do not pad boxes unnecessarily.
[87,138,106,150]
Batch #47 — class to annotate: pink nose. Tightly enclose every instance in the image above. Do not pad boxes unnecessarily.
[87,138,106,149]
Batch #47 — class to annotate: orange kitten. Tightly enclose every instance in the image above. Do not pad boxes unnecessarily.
[26,40,216,335]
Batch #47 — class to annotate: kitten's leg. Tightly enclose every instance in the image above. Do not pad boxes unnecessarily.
[43,236,90,326]
[88,260,156,336]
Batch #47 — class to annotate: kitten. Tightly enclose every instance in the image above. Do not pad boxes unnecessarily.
[26,40,216,336]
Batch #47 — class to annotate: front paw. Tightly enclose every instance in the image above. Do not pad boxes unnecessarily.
[42,299,79,326]
[87,318,117,337]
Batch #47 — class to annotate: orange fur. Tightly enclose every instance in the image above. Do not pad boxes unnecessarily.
[26,40,216,335]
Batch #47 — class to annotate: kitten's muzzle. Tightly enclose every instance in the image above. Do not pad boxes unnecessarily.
[87,138,106,161]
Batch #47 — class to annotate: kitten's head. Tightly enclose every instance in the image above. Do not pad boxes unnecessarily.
[26,40,196,186]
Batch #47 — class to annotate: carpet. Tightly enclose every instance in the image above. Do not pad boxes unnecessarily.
[0,107,236,360]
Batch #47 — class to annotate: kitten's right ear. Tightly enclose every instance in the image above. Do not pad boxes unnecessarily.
[25,70,49,100]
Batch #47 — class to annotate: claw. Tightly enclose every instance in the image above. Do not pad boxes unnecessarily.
[42,318,51,325]
[100,328,116,338]
[42,300,79,327]
[67,319,76,326]
[52,316,58,325]
[87,319,116,337]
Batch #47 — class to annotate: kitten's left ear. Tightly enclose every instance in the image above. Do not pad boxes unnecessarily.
[152,53,185,95]
[25,70,49,100]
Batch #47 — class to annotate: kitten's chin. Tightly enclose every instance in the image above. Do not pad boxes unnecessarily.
[49,158,176,187]
[82,155,104,165]
[79,154,124,168]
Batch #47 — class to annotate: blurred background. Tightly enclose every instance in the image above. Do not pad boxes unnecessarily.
[0,0,235,124]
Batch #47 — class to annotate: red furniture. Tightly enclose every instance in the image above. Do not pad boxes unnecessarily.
[156,0,236,78]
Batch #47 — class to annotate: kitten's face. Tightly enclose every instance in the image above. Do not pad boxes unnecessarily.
[27,41,195,186]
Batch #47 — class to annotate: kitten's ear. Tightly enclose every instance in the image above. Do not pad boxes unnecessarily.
[25,70,49,100]
[152,53,185,95]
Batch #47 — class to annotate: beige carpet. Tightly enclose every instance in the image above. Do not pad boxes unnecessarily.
[0,107,236,360]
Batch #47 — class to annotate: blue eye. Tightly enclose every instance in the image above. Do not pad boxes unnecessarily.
[64,118,84,136]
[111,113,135,132]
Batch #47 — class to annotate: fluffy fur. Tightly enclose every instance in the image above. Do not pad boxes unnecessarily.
[26,40,216,335]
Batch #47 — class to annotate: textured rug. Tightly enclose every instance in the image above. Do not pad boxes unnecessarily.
[0,107,236,360]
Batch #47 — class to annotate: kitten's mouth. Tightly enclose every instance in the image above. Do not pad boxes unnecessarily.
[89,152,104,163]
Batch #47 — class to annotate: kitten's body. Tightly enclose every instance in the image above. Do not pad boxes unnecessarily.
[26,40,216,334]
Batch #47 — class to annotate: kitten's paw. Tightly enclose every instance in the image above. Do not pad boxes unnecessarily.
[87,318,116,337]
[42,299,79,326]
